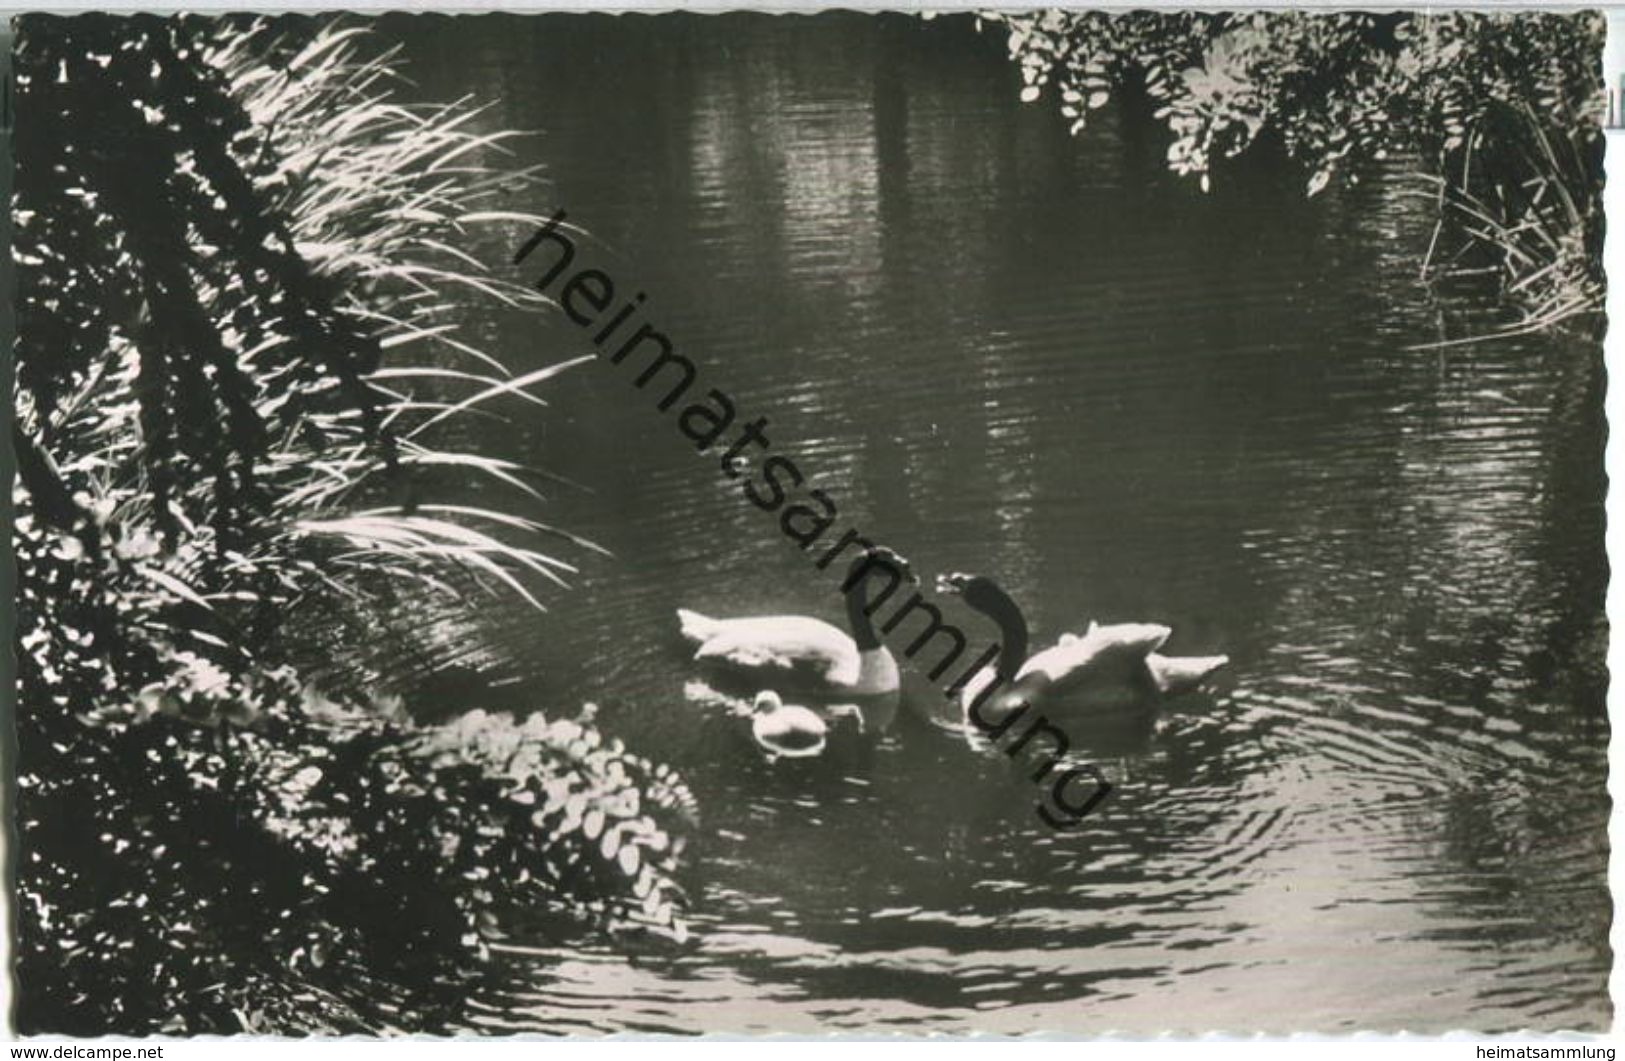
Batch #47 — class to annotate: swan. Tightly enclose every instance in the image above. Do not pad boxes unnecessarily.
[683,678,886,737]
[937,572,1228,723]
[934,572,1030,732]
[1055,624,1231,700]
[750,690,829,759]
[677,546,915,696]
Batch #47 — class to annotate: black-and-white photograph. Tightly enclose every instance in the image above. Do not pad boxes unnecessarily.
[11,9,1610,1036]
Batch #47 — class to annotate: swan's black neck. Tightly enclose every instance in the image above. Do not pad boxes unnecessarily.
[845,556,883,651]
[973,579,1029,677]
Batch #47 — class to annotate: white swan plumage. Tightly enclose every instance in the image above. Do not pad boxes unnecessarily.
[677,547,913,696]
[939,573,1228,722]
[1054,624,1231,698]
[750,690,828,759]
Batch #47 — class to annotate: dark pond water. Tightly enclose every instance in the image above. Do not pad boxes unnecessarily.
[383,13,1609,1033]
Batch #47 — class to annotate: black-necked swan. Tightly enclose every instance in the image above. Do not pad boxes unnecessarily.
[676,546,915,696]
[750,690,829,759]
[937,572,1229,723]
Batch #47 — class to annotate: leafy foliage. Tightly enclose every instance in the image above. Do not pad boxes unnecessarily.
[15,15,694,1034]
[985,10,1604,332]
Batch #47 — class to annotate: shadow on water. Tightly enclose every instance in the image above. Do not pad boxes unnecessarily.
[362,12,1608,1033]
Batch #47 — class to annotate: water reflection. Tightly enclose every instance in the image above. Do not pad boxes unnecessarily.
[382,12,1608,1033]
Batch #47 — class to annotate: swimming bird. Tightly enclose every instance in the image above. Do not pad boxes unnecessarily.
[937,572,1228,724]
[1056,624,1231,701]
[684,678,879,735]
[676,546,916,696]
[750,690,829,759]
[935,571,1031,729]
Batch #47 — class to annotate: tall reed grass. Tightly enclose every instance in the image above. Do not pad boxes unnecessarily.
[209,22,607,624]
[979,10,1604,341]
[15,16,693,1034]
[1416,102,1603,341]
